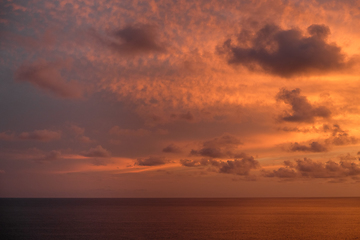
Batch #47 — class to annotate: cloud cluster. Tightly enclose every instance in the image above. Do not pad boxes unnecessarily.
[324,124,358,146]
[276,88,331,123]
[181,153,260,176]
[290,142,328,152]
[282,123,358,153]
[15,60,83,99]
[190,134,243,158]
[263,158,360,180]
[221,24,354,77]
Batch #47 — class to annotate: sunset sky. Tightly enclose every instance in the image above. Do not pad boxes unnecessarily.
[1,0,360,197]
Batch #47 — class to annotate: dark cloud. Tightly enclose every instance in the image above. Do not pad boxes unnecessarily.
[136,157,166,166]
[18,130,61,142]
[162,144,181,153]
[180,159,201,167]
[290,142,328,152]
[93,24,165,55]
[218,156,260,175]
[81,145,111,158]
[191,148,227,158]
[221,24,354,77]
[276,88,331,122]
[15,60,83,99]
[262,167,297,178]
[180,154,260,176]
[190,134,243,158]
[263,158,360,180]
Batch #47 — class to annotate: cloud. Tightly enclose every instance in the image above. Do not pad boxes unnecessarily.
[109,126,150,136]
[263,158,360,180]
[290,142,328,152]
[180,159,202,167]
[276,88,331,122]
[170,111,195,121]
[81,145,111,158]
[162,144,181,153]
[78,136,93,143]
[181,154,260,176]
[67,124,93,143]
[0,132,15,141]
[18,130,61,142]
[15,60,83,99]
[136,157,166,166]
[92,159,109,166]
[92,24,166,55]
[69,124,85,136]
[190,134,243,158]
[179,111,194,121]
[35,150,62,162]
[221,24,354,77]
[325,124,358,146]
[262,167,297,178]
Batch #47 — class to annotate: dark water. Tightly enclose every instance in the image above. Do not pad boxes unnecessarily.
[1,198,360,240]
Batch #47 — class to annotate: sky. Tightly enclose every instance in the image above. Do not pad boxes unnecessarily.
[1,0,360,197]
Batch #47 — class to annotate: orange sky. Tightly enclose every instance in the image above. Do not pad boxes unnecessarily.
[0,0,360,197]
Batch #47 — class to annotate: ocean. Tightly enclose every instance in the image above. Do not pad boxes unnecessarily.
[1,198,360,240]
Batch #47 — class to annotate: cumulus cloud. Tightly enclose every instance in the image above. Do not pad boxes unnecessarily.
[93,24,165,55]
[324,124,358,146]
[136,157,166,166]
[162,144,181,153]
[190,134,243,158]
[276,88,331,123]
[181,154,260,176]
[15,60,83,99]
[221,24,354,77]
[18,130,61,142]
[263,158,360,180]
[81,145,111,158]
[290,142,328,152]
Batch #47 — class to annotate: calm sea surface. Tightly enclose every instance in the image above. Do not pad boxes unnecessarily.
[1,198,360,240]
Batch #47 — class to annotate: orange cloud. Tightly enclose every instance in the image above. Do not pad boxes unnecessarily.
[15,60,84,99]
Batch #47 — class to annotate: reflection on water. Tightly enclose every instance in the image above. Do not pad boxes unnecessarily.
[1,198,360,240]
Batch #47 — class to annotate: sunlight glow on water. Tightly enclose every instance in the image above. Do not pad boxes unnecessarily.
[1,198,360,240]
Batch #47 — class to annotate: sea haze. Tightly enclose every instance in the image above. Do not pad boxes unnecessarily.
[1,198,360,240]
